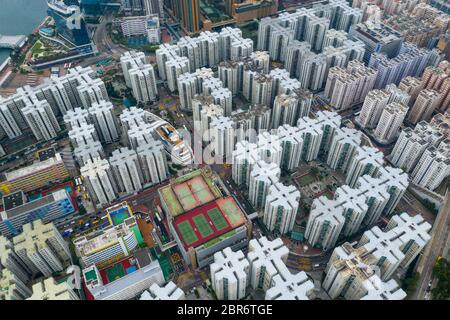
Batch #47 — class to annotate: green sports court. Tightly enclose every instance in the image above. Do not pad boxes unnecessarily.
[173,196,246,249]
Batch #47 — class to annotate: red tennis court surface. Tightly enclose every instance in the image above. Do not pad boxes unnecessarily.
[173,196,246,250]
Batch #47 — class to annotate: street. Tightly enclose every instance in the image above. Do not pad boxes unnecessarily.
[413,190,450,299]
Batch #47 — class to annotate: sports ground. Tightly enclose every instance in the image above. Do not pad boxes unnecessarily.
[160,170,222,217]
[99,258,137,284]
[106,202,133,226]
[173,196,246,249]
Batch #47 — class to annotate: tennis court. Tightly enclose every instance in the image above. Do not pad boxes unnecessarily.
[177,221,198,245]
[208,208,229,231]
[174,183,198,211]
[217,197,245,227]
[189,176,215,203]
[193,214,213,237]
[173,196,246,249]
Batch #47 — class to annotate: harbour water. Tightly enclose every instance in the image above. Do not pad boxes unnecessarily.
[0,0,48,65]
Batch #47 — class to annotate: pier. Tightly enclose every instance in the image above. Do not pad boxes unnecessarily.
[0,34,27,49]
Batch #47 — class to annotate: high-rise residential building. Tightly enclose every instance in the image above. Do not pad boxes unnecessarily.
[219,27,252,61]
[232,141,260,186]
[324,60,377,110]
[0,236,32,284]
[22,100,61,142]
[410,139,450,191]
[369,43,431,90]
[345,146,384,188]
[377,166,409,216]
[263,183,300,235]
[64,108,90,130]
[373,102,408,144]
[210,247,249,300]
[121,51,158,103]
[169,0,200,33]
[89,100,120,143]
[326,127,362,172]
[323,29,348,49]
[334,185,368,237]
[177,36,202,72]
[211,87,233,117]
[298,52,328,91]
[316,110,342,155]
[155,43,181,80]
[250,51,270,74]
[399,76,423,103]
[0,269,32,300]
[277,124,304,172]
[323,242,406,300]
[247,237,289,291]
[297,117,324,162]
[249,160,281,210]
[272,93,304,129]
[140,282,185,300]
[265,267,314,300]
[285,41,312,78]
[305,196,345,251]
[389,121,444,173]
[28,277,79,300]
[384,212,431,267]
[77,78,109,109]
[193,96,223,141]
[407,89,441,124]
[356,89,390,129]
[355,175,390,228]
[210,116,235,160]
[304,15,330,52]
[80,158,117,207]
[257,132,282,167]
[421,61,450,112]
[385,83,410,105]
[13,220,71,277]
[196,31,220,67]
[166,56,191,92]
[136,139,168,186]
[145,0,164,18]
[109,148,143,195]
[68,123,98,148]
[73,140,105,166]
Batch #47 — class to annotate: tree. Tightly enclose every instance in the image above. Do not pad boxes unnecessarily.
[310,167,319,176]
[402,272,420,297]
[78,205,87,216]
